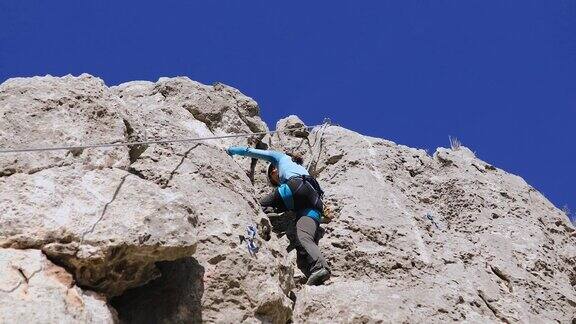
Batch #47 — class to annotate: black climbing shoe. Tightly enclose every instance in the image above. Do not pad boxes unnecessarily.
[306,268,330,286]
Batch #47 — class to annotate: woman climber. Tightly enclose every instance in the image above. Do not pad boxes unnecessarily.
[227,146,331,286]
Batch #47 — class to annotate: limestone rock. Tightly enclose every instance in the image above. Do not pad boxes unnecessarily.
[0,166,197,296]
[0,248,115,323]
[0,74,130,176]
[111,78,293,323]
[273,125,576,323]
[275,115,309,138]
[0,74,292,322]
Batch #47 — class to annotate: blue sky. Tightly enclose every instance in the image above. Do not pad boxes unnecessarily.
[1,1,574,217]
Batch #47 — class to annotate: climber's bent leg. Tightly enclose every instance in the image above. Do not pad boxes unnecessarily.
[295,216,328,274]
[296,248,311,277]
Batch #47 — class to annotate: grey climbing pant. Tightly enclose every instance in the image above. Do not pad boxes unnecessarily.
[295,215,328,277]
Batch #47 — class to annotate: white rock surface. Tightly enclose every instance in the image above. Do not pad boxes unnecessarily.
[0,248,115,323]
[276,125,576,323]
[0,166,198,296]
[0,74,292,323]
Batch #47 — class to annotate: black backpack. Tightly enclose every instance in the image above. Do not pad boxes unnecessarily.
[303,175,324,199]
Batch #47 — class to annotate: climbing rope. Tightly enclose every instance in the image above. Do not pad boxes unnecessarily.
[0,123,329,154]
[306,119,332,172]
[2,120,333,250]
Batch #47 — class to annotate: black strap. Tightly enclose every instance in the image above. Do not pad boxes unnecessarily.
[293,176,306,194]
[289,175,325,200]
[302,175,324,198]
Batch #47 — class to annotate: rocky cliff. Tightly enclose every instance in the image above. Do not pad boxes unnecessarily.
[0,74,574,323]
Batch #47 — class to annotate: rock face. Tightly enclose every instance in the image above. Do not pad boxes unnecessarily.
[0,75,574,323]
[0,248,116,323]
[1,166,198,297]
[268,118,576,323]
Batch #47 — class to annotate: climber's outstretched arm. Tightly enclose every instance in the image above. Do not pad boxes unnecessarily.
[227,146,286,164]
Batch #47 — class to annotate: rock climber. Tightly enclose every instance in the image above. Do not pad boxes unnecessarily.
[227,146,331,285]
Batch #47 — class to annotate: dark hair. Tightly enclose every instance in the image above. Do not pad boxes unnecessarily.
[286,152,304,165]
[267,152,303,185]
[267,163,276,182]
[267,163,281,187]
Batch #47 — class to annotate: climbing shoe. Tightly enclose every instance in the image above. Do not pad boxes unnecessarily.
[306,268,330,286]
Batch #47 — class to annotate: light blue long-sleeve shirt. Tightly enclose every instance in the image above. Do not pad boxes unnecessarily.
[227,147,309,183]
[228,146,321,221]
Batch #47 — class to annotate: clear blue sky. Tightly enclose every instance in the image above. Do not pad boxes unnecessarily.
[1,1,574,217]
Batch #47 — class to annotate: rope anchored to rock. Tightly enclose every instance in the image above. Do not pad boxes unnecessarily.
[0,123,330,154]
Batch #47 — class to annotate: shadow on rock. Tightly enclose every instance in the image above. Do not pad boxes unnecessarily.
[266,210,297,238]
[110,257,204,324]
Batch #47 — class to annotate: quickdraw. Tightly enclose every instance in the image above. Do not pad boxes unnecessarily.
[426,212,440,229]
[239,225,259,256]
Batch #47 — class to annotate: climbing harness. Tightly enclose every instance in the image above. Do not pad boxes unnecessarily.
[0,123,327,154]
[426,212,440,229]
[239,225,259,256]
